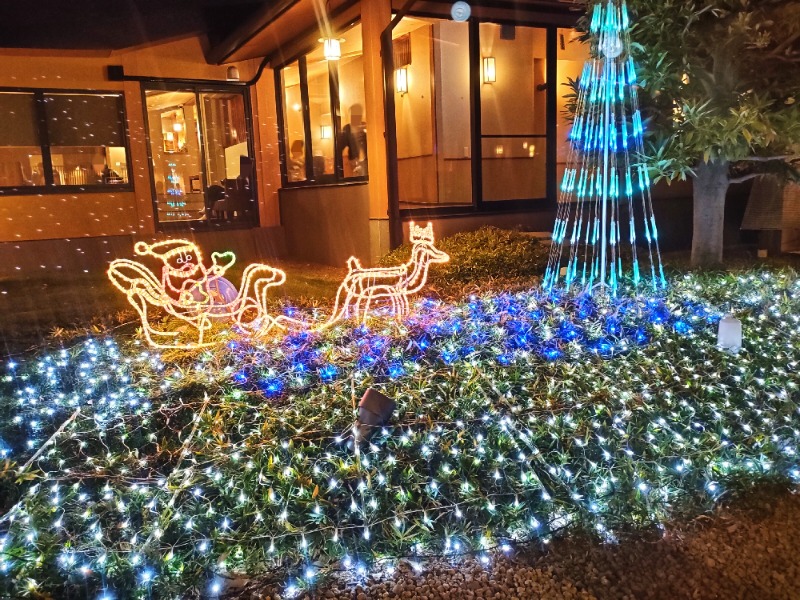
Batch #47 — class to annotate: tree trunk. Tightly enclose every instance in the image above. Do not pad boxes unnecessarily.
[691,159,730,267]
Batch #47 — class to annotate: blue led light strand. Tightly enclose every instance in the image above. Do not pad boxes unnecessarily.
[545,0,666,296]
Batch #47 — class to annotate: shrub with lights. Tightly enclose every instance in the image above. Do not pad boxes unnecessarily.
[1,1,798,598]
[1,269,800,598]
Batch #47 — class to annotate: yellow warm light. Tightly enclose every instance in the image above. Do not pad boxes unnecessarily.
[320,125,332,139]
[278,222,448,331]
[108,239,286,349]
[396,67,408,95]
[483,57,496,83]
[321,38,342,61]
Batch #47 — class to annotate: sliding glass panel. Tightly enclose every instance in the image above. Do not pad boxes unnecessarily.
[200,91,254,222]
[480,23,547,201]
[306,62,335,178]
[337,24,368,179]
[145,89,205,222]
[0,92,41,187]
[281,61,307,182]
[44,92,128,186]
[394,17,472,209]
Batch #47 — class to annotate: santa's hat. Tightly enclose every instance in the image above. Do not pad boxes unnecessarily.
[134,239,202,262]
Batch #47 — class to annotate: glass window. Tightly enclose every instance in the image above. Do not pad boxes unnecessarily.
[0,90,130,192]
[277,21,367,185]
[337,28,367,179]
[557,28,590,185]
[44,93,128,186]
[144,86,255,226]
[0,92,41,187]
[281,62,307,182]
[480,23,547,201]
[145,90,204,222]
[394,17,472,208]
[306,63,335,177]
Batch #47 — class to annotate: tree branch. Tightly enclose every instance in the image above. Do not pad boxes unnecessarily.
[729,173,762,184]
[738,155,798,163]
[769,31,800,57]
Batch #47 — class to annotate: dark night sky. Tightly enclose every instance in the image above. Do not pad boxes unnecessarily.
[0,0,267,50]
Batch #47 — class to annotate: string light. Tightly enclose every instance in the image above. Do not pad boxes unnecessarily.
[2,268,800,597]
[278,222,449,331]
[108,239,286,349]
[545,0,666,296]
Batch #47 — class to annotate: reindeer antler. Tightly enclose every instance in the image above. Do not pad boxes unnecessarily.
[409,221,435,243]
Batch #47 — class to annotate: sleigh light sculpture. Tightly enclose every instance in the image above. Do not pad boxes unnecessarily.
[108,239,286,349]
[109,224,448,349]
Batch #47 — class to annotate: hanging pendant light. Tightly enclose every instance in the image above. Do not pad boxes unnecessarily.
[320,38,343,61]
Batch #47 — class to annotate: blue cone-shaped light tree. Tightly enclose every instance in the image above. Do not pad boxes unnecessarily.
[544,0,666,296]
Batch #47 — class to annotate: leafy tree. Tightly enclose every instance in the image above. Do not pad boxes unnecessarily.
[627,0,800,266]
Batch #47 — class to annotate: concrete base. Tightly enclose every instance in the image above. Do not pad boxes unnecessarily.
[0,227,286,280]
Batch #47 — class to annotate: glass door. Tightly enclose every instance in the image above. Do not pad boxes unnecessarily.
[144,85,256,227]
[479,23,548,202]
[200,91,256,221]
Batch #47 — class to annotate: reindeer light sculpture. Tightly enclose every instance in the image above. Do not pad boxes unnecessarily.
[285,222,449,330]
[108,239,286,349]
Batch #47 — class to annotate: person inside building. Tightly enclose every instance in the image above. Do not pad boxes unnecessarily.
[288,139,305,181]
[340,103,367,177]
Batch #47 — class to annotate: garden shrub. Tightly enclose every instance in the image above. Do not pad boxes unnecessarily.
[379,226,550,286]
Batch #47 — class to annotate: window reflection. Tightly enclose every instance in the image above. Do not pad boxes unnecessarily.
[0,91,128,190]
[281,62,307,182]
[278,21,368,184]
[394,17,472,208]
[0,92,41,187]
[145,88,254,224]
[480,23,547,201]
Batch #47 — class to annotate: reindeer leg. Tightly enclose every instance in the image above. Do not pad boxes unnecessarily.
[397,292,409,321]
[361,289,374,325]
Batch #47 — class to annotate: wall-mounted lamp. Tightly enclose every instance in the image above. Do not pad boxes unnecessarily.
[226,66,240,81]
[320,125,332,139]
[494,144,504,156]
[483,57,496,83]
[395,67,409,95]
[320,38,343,61]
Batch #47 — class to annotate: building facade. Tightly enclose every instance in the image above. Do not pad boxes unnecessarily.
[0,0,655,277]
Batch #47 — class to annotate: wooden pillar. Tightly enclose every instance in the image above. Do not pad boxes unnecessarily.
[361,0,392,264]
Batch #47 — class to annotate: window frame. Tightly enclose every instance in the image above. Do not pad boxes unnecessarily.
[0,86,134,196]
[140,80,259,233]
[382,17,561,220]
[274,32,369,189]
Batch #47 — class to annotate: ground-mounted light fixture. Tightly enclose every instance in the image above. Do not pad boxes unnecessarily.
[717,314,742,352]
[320,38,343,61]
[483,57,496,83]
[356,388,396,441]
[396,67,409,95]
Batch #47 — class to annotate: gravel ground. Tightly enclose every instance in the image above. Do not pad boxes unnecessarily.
[233,485,800,599]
